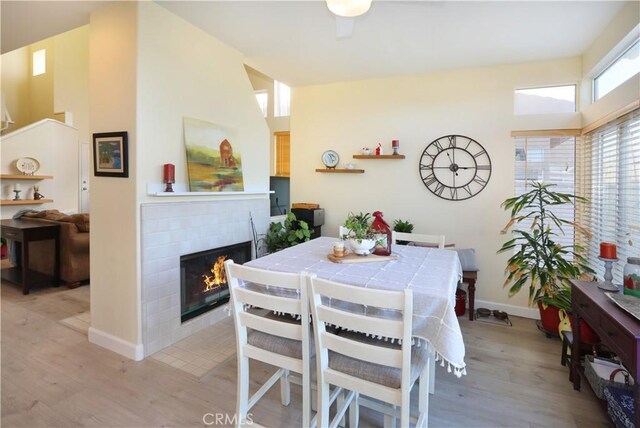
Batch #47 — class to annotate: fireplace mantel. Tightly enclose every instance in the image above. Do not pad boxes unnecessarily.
[146,183,272,198]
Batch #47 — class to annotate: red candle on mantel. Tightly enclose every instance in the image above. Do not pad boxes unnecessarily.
[599,242,617,259]
[163,163,175,183]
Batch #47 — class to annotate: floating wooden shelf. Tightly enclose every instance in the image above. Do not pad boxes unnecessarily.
[315,168,365,174]
[352,155,405,159]
[0,174,53,180]
[0,199,53,205]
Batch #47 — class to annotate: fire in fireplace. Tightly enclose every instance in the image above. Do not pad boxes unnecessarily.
[180,241,251,322]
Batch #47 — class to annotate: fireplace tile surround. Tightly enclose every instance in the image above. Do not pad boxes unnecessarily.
[141,198,269,357]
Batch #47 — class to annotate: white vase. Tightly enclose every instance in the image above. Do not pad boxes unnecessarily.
[348,238,376,256]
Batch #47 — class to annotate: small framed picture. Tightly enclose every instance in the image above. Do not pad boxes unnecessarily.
[93,131,128,177]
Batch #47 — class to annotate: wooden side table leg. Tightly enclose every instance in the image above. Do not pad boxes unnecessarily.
[22,238,30,295]
[467,277,476,321]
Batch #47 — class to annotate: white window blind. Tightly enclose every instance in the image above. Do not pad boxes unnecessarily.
[576,109,640,284]
[514,135,577,251]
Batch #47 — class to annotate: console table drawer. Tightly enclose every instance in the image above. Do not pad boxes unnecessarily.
[2,228,22,240]
[573,287,598,327]
[599,313,634,364]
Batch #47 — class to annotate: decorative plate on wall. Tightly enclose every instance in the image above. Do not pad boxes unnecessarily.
[321,150,340,169]
[15,157,40,175]
[418,135,492,201]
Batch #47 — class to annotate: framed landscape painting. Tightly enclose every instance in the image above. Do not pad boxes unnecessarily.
[183,117,244,192]
[93,131,129,178]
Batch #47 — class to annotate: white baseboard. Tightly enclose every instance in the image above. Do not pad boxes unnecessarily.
[474,299,539,320]
[88,327,144,361]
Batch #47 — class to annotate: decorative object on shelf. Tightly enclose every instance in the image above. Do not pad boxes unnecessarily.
[371,210,391,256]
[623,257,640,297]
[15,157,40,175]
[375,143,382,155]
[33,185,44,200]
[391,139,400,155]
[599,256,619,286]
[93,131,129,178]
[498,181,594,335]
[345,162,356,170]
[600,242,617,259]
[163,163,175,192]
[361,147,371,155]
[419,134,492,201]
[321,150,339,169]
[13,183,21,200]
[184,117,244,192]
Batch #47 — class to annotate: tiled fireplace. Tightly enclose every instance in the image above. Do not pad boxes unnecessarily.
[141,198,269,357]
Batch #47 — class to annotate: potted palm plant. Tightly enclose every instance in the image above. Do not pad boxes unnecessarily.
[498,181,594,335]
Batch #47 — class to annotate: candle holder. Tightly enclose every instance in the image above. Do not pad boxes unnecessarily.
[13,189,21,200]
[598,256,618,284]
[163,163,175,193]
[392,140,400,155]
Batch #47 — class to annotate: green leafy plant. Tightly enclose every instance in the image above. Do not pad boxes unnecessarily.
[342,212,377,242]
[264,212,311,254]
[498,181,594,307]
[393,219,414,233]
[393,219,414,245]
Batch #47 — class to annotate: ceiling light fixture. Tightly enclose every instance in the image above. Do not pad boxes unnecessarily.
[326,0,372,17]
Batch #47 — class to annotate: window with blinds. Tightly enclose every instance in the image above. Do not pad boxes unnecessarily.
[274,131,290,177]
[513,135,577,251]
[576,109,640,284]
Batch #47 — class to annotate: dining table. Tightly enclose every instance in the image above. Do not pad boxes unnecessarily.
[245,236,467,376]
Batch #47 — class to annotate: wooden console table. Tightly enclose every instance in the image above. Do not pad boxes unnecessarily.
[1,219,60,294]
[570,279,640,426]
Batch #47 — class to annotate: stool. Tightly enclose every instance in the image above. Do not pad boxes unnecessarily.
[561,330,573,381]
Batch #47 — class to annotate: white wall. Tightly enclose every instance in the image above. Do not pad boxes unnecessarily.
[0,119,79,219]
[291,58,582,315]
[54,25,90,148]
[89,1,270,359]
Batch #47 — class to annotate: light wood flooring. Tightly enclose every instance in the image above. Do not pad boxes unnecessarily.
[1,279,609,427]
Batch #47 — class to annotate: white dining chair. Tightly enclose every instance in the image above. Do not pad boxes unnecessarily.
[225,260,313,428]
[308,275,430,428]
[392,231,445,249]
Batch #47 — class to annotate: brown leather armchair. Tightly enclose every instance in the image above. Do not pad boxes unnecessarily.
[22,210,90,286]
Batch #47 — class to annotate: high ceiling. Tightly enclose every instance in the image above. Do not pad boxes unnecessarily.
[1,1,629,87]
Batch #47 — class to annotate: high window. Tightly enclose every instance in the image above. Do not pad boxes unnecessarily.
[594,40,640,101]
[254,91,268,118]
[32,49,46,76]
[274,80,291,117]
[576,109,640,284]
[513,133,577,250]
[514,85,576,115]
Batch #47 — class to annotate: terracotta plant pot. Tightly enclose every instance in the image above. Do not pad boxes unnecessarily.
[538,301,562,335]
[537,301,600,344]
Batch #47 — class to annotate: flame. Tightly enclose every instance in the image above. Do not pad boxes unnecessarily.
[202,256,227,292]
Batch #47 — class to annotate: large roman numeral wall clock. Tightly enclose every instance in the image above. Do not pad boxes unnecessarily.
[419,135,492,201]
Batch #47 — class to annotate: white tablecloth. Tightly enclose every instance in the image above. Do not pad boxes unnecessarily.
[245,237,466,376]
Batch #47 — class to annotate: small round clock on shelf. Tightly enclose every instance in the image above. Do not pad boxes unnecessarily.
[418,135,492,201]
[321,150,339,169]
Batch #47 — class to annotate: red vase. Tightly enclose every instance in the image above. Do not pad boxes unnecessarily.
[1,244,7,260]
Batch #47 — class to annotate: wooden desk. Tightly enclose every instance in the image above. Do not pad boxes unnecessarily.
[570,280,640,427]
[1,219,60,294]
